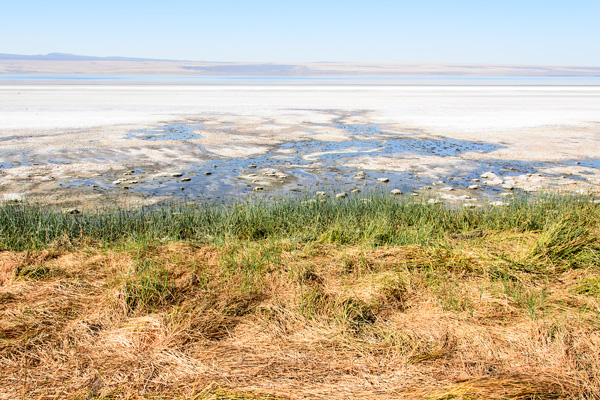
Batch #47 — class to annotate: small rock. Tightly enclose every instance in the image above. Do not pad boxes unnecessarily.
[354,171,366,180]
[468,184,482,190]
[463,203,477,209]
[411,192,419,196]
[489,201,505,207]
[458,195,473,200]
[248,164,257,169]
[378,178,389,183]
[66,208,80,215]
[350,188,361,193]
[112,180,122,185]
[480,171,498,179]
[204,172,212,176]
[181,177,191,182]
[180,187,185,191]
[391,189,403,195]
[122,186,130,190]
[483,179,503,186]
[253,187,265,192]
[471,178,481,183]
[316,191,328,197]
[336,192,348,199]
[501,182,515,190]
[427,199,441,204]
[440,194,457,200]
[171,172,184,177]
[440,186,455,191]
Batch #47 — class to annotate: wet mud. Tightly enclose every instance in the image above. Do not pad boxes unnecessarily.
[1,110,599,208]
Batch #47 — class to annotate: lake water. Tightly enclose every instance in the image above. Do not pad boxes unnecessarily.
[1,74,600,86]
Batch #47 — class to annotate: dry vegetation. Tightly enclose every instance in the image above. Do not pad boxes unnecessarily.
[1,195,599,399]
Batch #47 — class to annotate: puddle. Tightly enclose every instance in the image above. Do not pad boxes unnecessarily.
[123,122,205,141]
[0,150,31,169]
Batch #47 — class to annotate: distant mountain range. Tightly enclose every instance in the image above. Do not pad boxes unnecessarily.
[0,52,176,62]
[1,53,599,77]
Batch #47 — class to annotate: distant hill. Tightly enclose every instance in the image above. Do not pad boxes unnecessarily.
[1,53,598,77]
[0,52,176,62]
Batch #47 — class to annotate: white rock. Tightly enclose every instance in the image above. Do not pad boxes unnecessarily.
[483,179,503,186]
[1,193,23,202]
[480,171,499,179]
[378,177,389,183]
[501,181,515,190]
[391,189,403,195]
[336,192,348,199]
[468,184,482,190]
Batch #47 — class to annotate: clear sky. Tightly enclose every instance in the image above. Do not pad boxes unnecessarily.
[1,0,599,65]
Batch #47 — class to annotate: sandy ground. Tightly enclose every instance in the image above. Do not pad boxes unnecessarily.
[1,85,599,208]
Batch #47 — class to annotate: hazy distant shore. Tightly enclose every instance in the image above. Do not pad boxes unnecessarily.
[2,54,600,78]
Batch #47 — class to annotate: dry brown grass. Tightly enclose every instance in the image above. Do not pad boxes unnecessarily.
[1,234,599,399]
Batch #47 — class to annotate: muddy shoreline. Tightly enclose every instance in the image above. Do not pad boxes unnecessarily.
[1,85,599,208]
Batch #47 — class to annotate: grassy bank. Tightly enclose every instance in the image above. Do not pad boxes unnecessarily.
[1,194,599,399]
[2,193,599,251]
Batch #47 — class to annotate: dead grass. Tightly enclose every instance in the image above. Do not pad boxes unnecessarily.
[1,228,599,399]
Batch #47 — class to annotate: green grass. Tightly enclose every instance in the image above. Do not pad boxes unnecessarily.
[1,192,598,253]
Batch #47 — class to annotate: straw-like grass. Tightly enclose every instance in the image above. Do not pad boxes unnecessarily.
[1,193,599,399]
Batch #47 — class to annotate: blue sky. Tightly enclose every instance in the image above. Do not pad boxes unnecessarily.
[1,0,599,64]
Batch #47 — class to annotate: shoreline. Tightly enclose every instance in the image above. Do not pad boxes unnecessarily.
[1,84,599,207]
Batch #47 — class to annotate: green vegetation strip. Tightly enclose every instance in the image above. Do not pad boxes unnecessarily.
[1,193,599,251]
